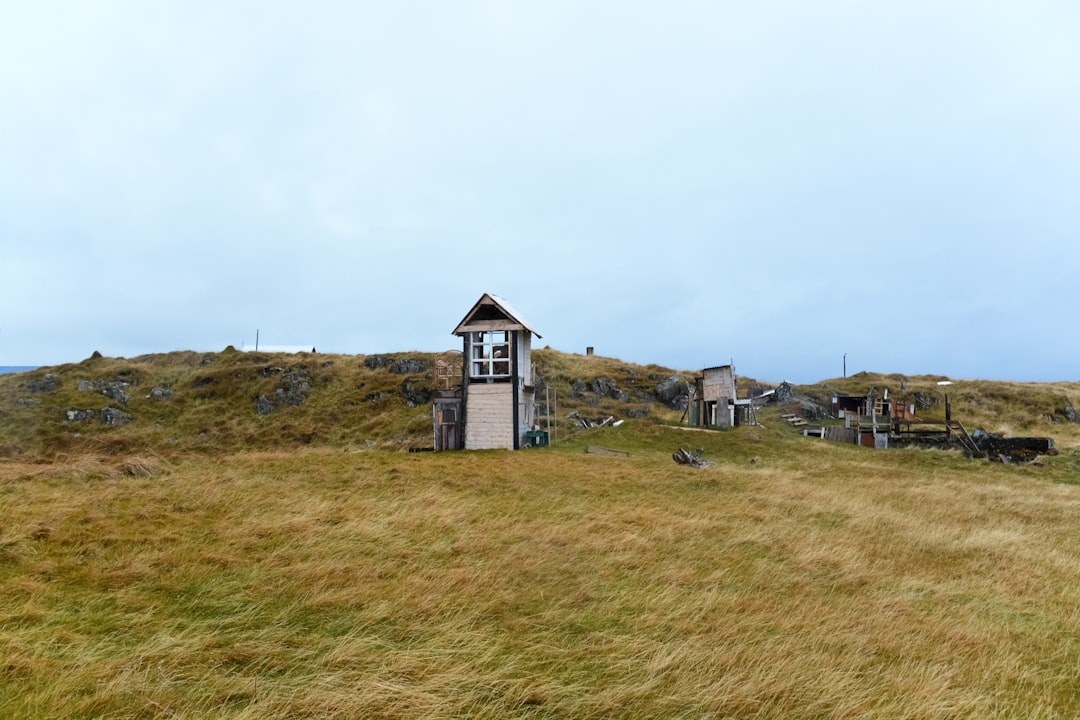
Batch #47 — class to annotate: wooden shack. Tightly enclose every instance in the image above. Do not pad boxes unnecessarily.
[435,293,541,451]
[832,391,891,420]
[432,350,463,451]
[693,364,737,428]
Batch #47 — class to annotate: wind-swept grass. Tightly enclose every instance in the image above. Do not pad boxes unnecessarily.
[3,419,1080,718]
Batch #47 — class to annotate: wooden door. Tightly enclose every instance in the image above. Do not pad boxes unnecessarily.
[435,401,461,451]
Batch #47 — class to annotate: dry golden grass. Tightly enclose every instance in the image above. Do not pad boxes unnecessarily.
[3,351,1080,717]
[2,418,1080,718]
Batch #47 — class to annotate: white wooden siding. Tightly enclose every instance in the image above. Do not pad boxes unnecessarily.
[465,383,515,450]
[516,334,533,386]
[519,383,535,436]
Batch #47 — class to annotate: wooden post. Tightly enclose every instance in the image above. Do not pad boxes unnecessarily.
[945,394,952,438]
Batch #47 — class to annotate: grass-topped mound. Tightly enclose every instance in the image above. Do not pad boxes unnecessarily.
[0,349,436,457]
[3,349,1080,461]
[0,348,700,459]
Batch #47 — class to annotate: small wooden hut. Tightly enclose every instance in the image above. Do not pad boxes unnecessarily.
[693,364,737,428]
[434,293,541,451]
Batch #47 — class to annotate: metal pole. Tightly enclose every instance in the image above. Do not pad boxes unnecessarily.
[546,386,550,440]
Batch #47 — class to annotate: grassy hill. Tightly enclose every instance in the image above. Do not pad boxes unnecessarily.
[3,347,1079,460]
[2,349,1080,718]
[0,347,701,459]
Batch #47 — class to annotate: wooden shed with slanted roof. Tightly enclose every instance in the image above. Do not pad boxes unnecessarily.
[694,364,737,428]
[434,293,542,451]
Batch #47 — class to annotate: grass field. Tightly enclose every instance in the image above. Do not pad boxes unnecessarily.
[3,411,1080,719]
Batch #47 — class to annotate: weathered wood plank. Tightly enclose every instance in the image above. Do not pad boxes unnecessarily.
[466,383,514,449]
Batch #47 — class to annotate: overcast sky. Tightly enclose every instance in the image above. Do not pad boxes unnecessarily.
[2,1,1078,383]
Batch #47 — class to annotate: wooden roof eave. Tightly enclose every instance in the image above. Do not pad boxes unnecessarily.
[456,319,530,333]
[452,293,542,338]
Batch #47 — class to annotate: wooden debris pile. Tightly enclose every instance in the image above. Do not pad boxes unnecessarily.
[969,429,1057,464]
[672,447,713,468]
[567,412,619,429]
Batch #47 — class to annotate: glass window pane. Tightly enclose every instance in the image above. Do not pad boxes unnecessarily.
[468,331,513,377]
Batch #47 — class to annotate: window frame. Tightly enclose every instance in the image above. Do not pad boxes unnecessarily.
[469,331,512,379]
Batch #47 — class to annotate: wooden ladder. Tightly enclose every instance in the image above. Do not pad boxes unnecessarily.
[949,420,982,457]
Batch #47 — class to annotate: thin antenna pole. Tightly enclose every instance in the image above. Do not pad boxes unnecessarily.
[256,330,259,352]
